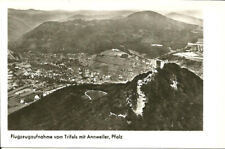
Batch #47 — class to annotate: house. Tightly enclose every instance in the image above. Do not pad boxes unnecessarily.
[120,53,128,58]
[34,95,40,101]
[186,38,203,52]
[151,44,163,47]
[112,49,120,52]
[154,59,168,69]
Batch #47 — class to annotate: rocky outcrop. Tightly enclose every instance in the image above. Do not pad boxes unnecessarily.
[8,63,203,130]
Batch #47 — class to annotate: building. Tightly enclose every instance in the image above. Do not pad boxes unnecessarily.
[156,59,165,69]
[120,53,129,58]
[150,59,168,69]
[151,44,163,47]
[112,49,120,52]
[186,38,203,52]
[34,95,40,101]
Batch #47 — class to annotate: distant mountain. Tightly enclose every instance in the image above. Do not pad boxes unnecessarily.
[166,12,203,26]
[8,8,74,41]
[64,10,134,18]
[67,14,91,20]
[8,9,134,42]
[8,63,203,130]
[65,11,134,21]
[9,11,202,58]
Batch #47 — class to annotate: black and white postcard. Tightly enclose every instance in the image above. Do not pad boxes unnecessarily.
[1,0,225,148]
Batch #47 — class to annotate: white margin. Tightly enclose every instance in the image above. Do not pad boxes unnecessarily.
[1,0,225,148]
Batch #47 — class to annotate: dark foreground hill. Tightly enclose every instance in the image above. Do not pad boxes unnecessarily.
[10,11,202,58]
[8,63,203,130]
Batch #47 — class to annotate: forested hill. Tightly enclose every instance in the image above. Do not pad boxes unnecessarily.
[9,11,202,58]
[8,63,203,130]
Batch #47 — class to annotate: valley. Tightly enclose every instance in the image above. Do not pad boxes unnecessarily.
[8,8,203,130]
[8,63,203,130]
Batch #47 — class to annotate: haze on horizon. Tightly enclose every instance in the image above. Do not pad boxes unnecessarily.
[5,0,203,18]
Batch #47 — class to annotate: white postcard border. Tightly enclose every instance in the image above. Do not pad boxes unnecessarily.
[1,0,225,148]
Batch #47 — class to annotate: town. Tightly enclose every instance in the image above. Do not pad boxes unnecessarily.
[8,38,203,114]
[8,48,151,114]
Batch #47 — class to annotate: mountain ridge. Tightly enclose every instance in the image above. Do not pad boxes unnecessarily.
[9,10,202,58]
[8,8,135,41]
[166,12,203,26]
[8,63,203,130]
